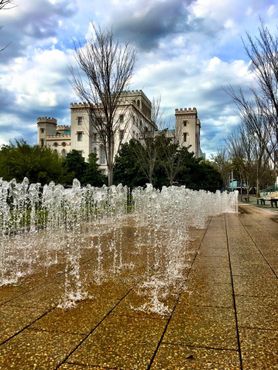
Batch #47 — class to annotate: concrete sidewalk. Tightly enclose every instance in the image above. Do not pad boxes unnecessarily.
[0,207,277,369]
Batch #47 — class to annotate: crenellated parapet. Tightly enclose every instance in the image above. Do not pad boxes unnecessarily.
[122,89,144,94]
[175,107,197,115]
[121,89,151,106]
[57,125,70,130]
[47,134,71,139]
[70,102,91,109]
[37,117,57,124]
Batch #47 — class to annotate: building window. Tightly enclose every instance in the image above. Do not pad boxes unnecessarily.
[40,139,44,146]
[183,133,188,142]
[137,100,140,108]
[119,129,124,141]
[53,142,58,147]
[40,128,45,134]
[119,114,124,123]
[77,116,83,125]
[62,142,67,147]
[99,145,106,165]
[61,149,66,157]
[77,132,83,142]
[183,120,187,127]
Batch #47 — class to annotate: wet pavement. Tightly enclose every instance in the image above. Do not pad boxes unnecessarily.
[0,205,277,369]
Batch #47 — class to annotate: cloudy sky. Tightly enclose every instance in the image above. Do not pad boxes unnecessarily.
[0,0,277,157]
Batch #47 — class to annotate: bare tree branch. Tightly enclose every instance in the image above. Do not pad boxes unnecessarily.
[71,25,136,185]
[0,0,12,10]
[226,23,278,182]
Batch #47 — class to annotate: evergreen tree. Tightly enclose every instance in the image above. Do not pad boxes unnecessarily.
[62,150,87,185]
[82,153,107,186]
[114,140,147,188]
[0,140,64,184]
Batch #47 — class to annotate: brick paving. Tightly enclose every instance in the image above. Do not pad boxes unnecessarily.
[0,206,277,369]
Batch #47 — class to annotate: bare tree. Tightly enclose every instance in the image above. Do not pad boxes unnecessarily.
[0,0,12,10]
[211,149,232,189]
[226,131,251,200]
[0,0,13,52]
[71,25,136,186]
[128,97,165,184]
[226,119,274,199]
[228,23,278,184]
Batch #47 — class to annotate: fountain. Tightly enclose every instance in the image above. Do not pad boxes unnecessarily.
[0,177,238,313]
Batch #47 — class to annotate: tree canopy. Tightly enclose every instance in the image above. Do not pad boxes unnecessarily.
[114,138,223,191]
[0,140,64,184]
[0,142,107,187]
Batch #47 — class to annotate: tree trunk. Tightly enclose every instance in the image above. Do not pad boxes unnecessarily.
[256,169,260,198]
[240,175,243,201]
[107,167,113,187]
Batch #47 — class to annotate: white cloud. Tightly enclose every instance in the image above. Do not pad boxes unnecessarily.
[0,0,278,157]
[1,48,75,110]
[267,4,276,17]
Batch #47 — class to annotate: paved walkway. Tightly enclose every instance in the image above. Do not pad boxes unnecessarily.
[0,206,277,369]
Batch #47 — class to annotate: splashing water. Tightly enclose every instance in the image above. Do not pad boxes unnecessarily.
[0,178,238,311]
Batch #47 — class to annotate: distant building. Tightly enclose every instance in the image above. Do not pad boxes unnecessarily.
[37,90,202,172]
[159,107,201,157]
[175,107,201,157]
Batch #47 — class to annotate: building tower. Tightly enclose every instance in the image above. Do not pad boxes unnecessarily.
[175,108,201,157]
[37,117,57,147]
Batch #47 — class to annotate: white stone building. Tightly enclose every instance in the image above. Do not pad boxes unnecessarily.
[174,107,201,157]
[37,90,202,171]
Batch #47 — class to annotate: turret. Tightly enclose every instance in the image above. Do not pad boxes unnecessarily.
[175,107,200,156]
[37,117,57,147]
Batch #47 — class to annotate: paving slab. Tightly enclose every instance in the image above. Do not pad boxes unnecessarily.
[67,314,167,369]
[59,364,108,369]
[0,303,49,344]
[232,262,274,277]
[163,304,238,350]
[151,343,240,369]
[188,265,231,284]
[236,296,278,330]
[7,281,65,309]
[0,207,278,369]
[0,284,29,306]
[112,289,177,319]
[30,298,119,335]
[233,275,278,298]
[0,328,84,370]
[240,327,278,370]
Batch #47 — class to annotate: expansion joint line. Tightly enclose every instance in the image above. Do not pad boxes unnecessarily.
[146,217,213,370]
[224,214,243,370]
[0,306,56,347]
[55,288,133,369]
[238,217,278,279]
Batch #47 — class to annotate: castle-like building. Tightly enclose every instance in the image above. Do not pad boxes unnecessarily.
[37,90,201,172]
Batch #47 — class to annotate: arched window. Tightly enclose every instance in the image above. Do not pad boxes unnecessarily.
[62,142,67,147]
[53,142,58,147]
[61,149,66,157]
